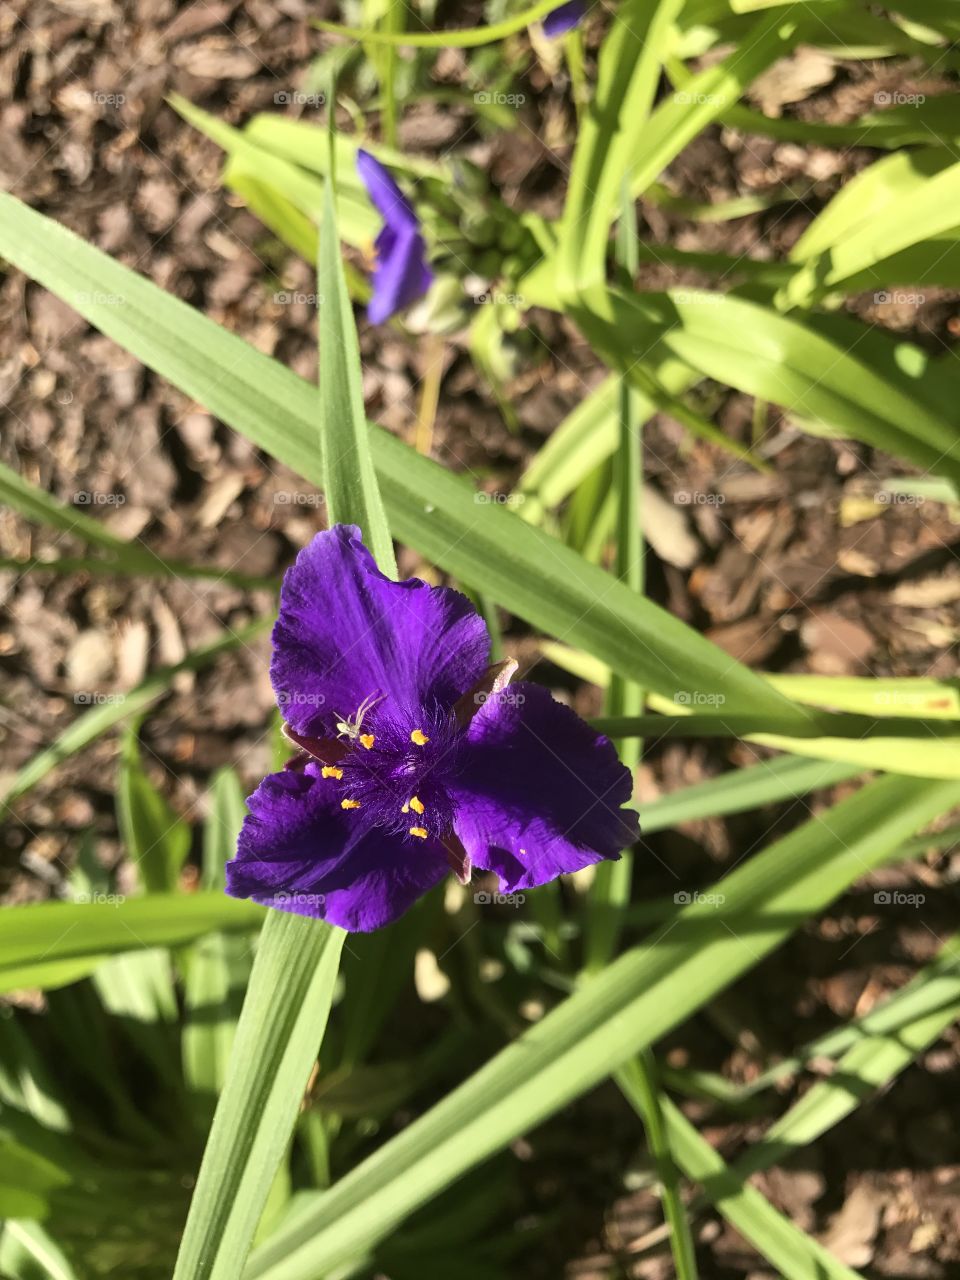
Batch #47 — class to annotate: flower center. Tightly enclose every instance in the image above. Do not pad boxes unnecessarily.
[324,702,461,841]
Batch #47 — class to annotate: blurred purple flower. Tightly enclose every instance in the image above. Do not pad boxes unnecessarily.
[543,0,586,38]
[226,525,639,932]
[356,148,433,324]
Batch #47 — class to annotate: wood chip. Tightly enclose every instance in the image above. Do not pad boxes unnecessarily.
[174,42,261,79]
[196,472,246,528]
[116,618,149,690]
[642,484,701,570]
[751,48,837,113]
[821,1184,883,1267]
[802,609,876,673]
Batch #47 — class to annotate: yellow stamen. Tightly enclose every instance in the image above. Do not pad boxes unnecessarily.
[409,795,425,815]
[321,766,343,780]
[401,802,410,814]
[409,826,428,840]
[341,798,361,810]
[359,733,375,750]
[410,728,430,746]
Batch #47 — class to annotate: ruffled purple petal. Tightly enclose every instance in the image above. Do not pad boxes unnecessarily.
[271,525,490,737]
[225,763,448,931]
[357,149,433,323]
[448,682,639,891]
[543,0,586,37]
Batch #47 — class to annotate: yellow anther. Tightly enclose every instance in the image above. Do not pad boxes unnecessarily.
[410,728,430,746]
[401,802,410,814]
[341,798,361,810]
[409,826,428,839]
[359,733,375,750]
[321,766,343,780]
[409,795,425,815]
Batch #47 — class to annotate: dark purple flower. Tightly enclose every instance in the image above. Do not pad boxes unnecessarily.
[226,526,639,932]
[543,0,586,38]
[356,149,433,325]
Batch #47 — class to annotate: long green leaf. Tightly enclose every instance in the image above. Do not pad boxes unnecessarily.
[589,661,960,774]
[649,1094,865,1280]
[734,934,960,1177]
[0,1220,77,1280]
[0,895,263,994]
[171,97,378,248]
[314,0,568,46]
[720,95,960,148]
[653,947,960,1272]
[243,116,449,184]
[0,458,152,564]
[516,359,697,518]
[790,148,955,263]
[560,2,800,304]
[562,287,960,486]
[557,0,684,300]
[619,1055,700,1280]
[767,672,960,718]
[726,929,960,1099]
[0,192,809,727]
[781,154,960,306]
[172,913,344,1280]
[117,728,191,894]
[245,775,956,1279]
[175,142,372,1280]
[585,186,644,974]
[640,755,862,834]
[0,1137,69,1220]
[0,458,274,589]
[317,180,394,569]
[589,198,696,1279]
[0,620,269,809]
[183,769,252,1103]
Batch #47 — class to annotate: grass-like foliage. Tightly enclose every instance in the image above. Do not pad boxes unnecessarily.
[1,3,959,1278]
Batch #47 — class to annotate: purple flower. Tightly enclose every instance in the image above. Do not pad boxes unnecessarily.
[356,149,433,325]
[226,526,639,932]
[543,0,586,38]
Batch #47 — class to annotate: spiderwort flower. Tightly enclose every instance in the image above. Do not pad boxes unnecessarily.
[356,149,433,325]
[543,0,586,38]
[226,526,639,932]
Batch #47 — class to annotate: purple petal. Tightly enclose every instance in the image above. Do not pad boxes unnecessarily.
[357,149,433,323]
[225,764,448,931]
[357,149,419,232]
[543,0,586,37]
[271,525,490,737]
[368,225,433,326]
[449,682,639,891]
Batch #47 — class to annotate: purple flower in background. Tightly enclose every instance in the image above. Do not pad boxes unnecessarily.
[356,149,433,325]
[543,0,586,38]
[226,526,639,932]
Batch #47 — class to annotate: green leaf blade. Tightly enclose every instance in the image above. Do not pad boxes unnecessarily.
[173,913,344,1280]
[0,193,810,726]
[317,182,395,572]
[246,775,956,1279]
